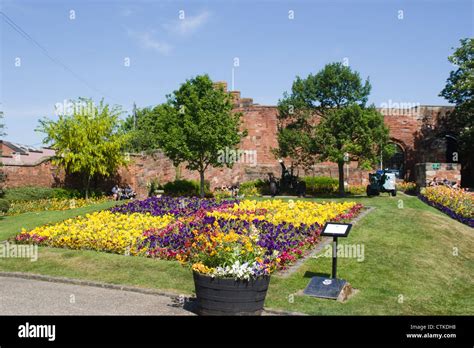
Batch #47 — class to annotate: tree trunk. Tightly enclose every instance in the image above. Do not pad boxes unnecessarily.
[199,170,205,198]
[175,164,181,180]
[85,175,91,199]
[338,161,345,197]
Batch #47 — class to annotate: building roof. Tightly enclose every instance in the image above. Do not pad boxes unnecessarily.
[1,140,56,166]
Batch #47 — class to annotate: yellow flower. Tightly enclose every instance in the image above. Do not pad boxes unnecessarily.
[18,211,174,254]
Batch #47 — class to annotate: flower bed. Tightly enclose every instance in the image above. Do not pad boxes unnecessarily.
[139,199,363,269]
[419,186,473,227]
[398,182,417,195]
[6,197,110,216]
[15,197,364,271]
[16,211,175,254]
[110,196,237,217]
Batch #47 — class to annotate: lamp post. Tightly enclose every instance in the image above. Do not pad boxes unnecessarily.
[344,152,349,190]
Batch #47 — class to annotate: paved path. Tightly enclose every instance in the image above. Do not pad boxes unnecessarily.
[0,276,195,315]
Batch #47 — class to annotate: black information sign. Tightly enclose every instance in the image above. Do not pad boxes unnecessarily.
[303,222,352,300]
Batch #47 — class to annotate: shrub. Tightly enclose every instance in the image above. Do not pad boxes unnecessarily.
[303,176,338,195]
[347,184,366,195]
[3,186,85,201]
[213,188,233,201]
[4,186,58,201]
[3,186,103,201]
[163,179,211,197]
[398,182,417,195]
[0,198,10,214]
[238,181,260,197]
[237,179,270,197]
[420,186,473,226]
[7,197,109,216]
[147,178,164,197]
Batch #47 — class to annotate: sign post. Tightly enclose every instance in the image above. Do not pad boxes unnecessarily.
[303,222,352,300]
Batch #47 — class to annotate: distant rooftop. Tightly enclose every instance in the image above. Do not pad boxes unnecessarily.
[1,140,55,166]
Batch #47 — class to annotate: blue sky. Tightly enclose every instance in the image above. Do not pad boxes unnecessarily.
[1,0,472,145]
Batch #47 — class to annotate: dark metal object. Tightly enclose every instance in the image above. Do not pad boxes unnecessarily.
[303,276,347,300]
[268,160,306,197]
[304,222,352,300]
[332,237,338,279]
[366,170,397,197]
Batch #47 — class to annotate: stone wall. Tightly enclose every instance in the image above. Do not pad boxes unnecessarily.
[2,103,458,194]
[3,161,63,188]
[415,162,462,187]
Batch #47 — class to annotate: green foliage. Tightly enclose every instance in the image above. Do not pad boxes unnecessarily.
[238,181,261,197]
[213,189,233,201]
[439,38,473,176]
[289,62,371,110]
[152,75,246,197]
[315,105,389,165]
[277,63,389,195]
[122,106,161,153]
[440,38,474,106]
[238,179,270,196]
[163,179,211,197]
[0,198,10,214]
[37,98,130,197]
[346,185,366,195]
[275,94,315,167]
[147,178,164,197]
[3,186,86,202]
[303,176,338,195]
[315,105,390,194]
[0,110,5,137]
[398,182,417,195]
[0,110,6,198]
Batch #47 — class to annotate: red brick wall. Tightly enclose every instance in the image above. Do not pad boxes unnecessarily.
[3,162,63,188]
[1,143,14,157]
[415,163,462,187]
[2,105,455,194]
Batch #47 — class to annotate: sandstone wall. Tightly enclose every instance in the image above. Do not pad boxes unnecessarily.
[2,105,457,194]
[415,163,462,187]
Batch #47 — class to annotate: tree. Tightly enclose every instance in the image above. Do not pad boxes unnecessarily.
[153,74,246,197]
[314,104,392,195]
[0,110,4,137]
[122,106,161,153]
[440,38,473,185]
[0,110,6,196]
[277,63,390,195]
[276,63,372,168]
[38,98,130,198]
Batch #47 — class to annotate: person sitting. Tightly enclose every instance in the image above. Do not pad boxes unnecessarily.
[123,184,136,199]
[111,185,120,201]
[442,178,455,188]
[429,177,439,186]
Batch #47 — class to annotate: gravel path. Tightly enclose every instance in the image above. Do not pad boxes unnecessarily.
[0,276,195,315]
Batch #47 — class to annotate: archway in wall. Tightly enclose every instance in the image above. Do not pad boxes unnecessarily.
[383,143,405,179]
[444,134,458,163]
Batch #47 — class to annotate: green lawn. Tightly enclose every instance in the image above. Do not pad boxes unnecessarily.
[0,194,472,315]
[0,200,121,241]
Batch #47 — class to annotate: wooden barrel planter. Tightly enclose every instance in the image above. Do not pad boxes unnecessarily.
[193,271,271,316]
